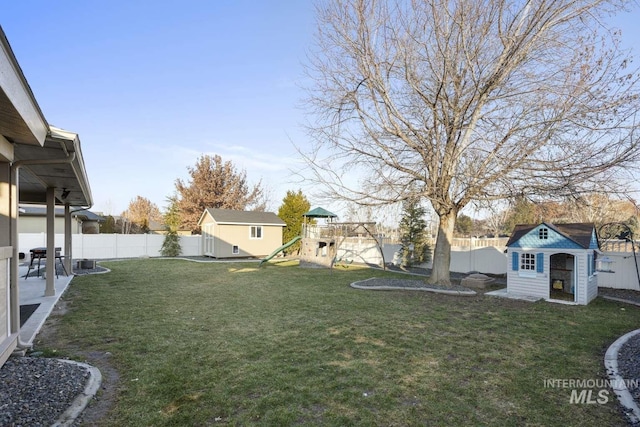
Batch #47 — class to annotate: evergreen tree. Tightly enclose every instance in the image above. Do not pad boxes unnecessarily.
[161,196,182,257]
[398,197,431,267]
[503,196,537,235]
[277,190,311,255]
[100,215,117,234]
[455,214,473,236]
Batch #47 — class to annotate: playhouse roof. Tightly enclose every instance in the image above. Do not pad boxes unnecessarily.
[506,222,597,249]
[303,207,338,218]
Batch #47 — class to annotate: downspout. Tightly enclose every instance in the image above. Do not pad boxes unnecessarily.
[9,152,76,350]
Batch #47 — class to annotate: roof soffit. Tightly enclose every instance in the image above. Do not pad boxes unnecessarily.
[0,26,47,145]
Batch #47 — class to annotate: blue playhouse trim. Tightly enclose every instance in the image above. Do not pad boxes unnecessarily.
[589,230,599,249]
[508,224,583,250]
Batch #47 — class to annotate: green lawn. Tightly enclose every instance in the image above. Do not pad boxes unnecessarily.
[38,259,639,426]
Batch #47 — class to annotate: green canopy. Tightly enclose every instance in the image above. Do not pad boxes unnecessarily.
[303,207,338,218]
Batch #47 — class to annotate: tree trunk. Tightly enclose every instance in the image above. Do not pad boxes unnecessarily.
[429,210,457,285]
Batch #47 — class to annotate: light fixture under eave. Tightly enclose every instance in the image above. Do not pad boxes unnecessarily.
[61,188,71,200]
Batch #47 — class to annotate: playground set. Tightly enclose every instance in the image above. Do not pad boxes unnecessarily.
[259,207,386,269]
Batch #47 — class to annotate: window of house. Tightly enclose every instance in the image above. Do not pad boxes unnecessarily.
[232,245,239,254]
[520,253,536,271]
[250,226,263,239]
[539,228,548,239]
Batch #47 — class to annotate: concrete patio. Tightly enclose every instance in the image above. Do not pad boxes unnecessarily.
[17,262,74,347]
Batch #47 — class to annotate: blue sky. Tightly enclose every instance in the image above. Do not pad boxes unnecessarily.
[3,1,316,215]
[3,2,640,218]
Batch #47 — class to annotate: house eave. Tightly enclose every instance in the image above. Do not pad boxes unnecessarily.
[0,26,48,146]
[14,126,93,207]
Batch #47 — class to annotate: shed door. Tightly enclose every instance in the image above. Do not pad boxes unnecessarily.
[204,224,215,256]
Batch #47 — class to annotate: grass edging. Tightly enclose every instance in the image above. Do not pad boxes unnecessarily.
[350,280,477,296]
[52,360,103,427]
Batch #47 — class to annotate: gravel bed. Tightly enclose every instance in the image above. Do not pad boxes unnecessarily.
[599,289,640,426]
[614,333,640,426]
[0,356,89,426]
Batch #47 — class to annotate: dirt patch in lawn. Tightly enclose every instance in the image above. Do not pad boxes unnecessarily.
[32,297,120,426]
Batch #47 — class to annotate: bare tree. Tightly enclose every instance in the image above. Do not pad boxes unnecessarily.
[175,155,266,233]
[302,0,640,284]
[565,193,638,225]
[344,202,374,223]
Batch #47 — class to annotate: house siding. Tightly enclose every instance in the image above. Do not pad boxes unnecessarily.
[0,247,16,367]
[0,162,17,366]
[18,216,82,234]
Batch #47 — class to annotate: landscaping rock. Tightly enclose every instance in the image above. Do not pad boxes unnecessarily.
[460,273,495,289]
[0,356,90,426]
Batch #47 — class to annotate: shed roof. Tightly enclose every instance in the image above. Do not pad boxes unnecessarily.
[199,208,286,226]
[506,222,597,249]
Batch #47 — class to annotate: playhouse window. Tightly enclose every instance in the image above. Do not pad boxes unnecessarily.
[250,226,263,239]
[232,245,239,254]
[520,253,536,271]
[539,228,548,239]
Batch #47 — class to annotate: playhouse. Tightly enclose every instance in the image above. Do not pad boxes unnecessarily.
[505,222,600,305]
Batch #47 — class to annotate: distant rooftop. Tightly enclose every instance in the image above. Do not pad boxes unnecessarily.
[19,205,105,222]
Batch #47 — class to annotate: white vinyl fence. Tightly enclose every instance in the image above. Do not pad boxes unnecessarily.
[338,237,384,266]
[19,233,202,260]
[385,238,640,290]
[448,246,508,275]
[382,240,509,275]
[18,234,640,290]
[596,252,640,290]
